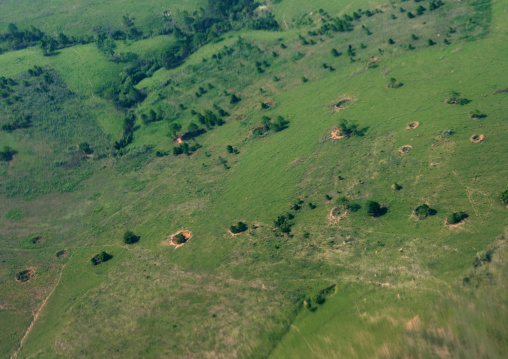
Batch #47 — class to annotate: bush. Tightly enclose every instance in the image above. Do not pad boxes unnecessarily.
[123,230,140,244]
[230,221,248,234]
[469,109,487,119]
[336,196,349,208]
[447,211,468,225]
[387,78,403,88]
[499,190,508,204]
[91,251,113,265]
[338,119,366,137]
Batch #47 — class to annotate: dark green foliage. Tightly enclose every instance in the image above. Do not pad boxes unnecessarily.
[414,204,436,219]
[347,44,355,57]
[429,0,445,11]
[272,115,289,132]
[1,115,32,132]
[173,142,202,156]
[16,270,33,282]
[308,203,316,209]
[427,39,436,46]
[416,5,426,16]
[168,123,182,138]
[123,230,140,244]
[447,211,468,225]
[336,196,350,208]
[0,146,17,161]
[331,48,341,57]
[499,190,508,204]
[474,249,494,267]
[446,91,471,105]
[274,213,294,234]
[301,76,308,83]
[392,183,403,191]
[114,114,136,151]
[91,251,113,265]
[469,109,487,119]
[407,12,415,18]
[411,34,418,40]
[338,119,367,137]
[388,38,395,44]
[173,233,188,244]
[387,78,403,88]
[79,142,93,155]
[230,221,248,234]
[366,200,385,217]
[230,93,241,104]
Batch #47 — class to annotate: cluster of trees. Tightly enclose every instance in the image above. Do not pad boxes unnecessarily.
[274,213,294,234]
[1,115,32,132]
[446,91,471,105]
[113,114,137,151]
[141,109,164,125]
[192,109,226,129]
[173,142,201,156]
[414,204,437,219]
[91,251,113,265]
[173,232,188,244]
[337,119,367,137]
[253,115,289,136]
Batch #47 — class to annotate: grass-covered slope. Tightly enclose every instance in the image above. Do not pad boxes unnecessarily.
[1,0,508,357]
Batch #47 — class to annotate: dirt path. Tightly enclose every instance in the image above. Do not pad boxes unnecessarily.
[11,259,70,359]
[283,14,289,30]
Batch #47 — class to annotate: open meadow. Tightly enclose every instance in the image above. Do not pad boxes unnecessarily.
[1,0,507,357]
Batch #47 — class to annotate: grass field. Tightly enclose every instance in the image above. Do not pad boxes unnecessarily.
[1,0,508,357]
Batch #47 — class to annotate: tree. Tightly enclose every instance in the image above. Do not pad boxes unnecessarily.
[0,146,17,161]
[91,251,113,265]
[367,200,384,217]
[230,94,240,104]
[168,122,182,137]
[123,230,140,244]
[79,142,93,154]
[230,221,248,234]
[499,190,508,204]
[446,211,468,225]
[414,204,432,219]
[173,233,187,244]
[336,196,349,208]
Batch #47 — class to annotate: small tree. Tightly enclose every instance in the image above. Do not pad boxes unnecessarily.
[230,222,248,234]
[414,204,432,219]
[446,211,468,225]
[336,196,349,209]
[0,146,17,161]
[91,251,113,265]
[367,201,384,217]
[230,94,241,104]
[123,230,139,244]
[499,190,508,204]
[79,142,93,154]
[331,48,341,57]
[173,233,187,244]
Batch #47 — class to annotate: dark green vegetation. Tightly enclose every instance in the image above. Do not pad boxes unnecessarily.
[446,211,469,225]
[1,0,507,358]
[123,230,140,244]
[90,251,113,265]
[230,221,248,234]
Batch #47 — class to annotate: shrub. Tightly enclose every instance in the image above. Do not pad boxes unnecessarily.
[446,211,468,225]
[16,270,33,282]
[338,119,366,137]
[331,48,341,57]
[79,142,93,154]
[499,190,508,204]
[391,183,402,191]
[388,38,395,45]
[91,251,113,265]
[427,39,436,46]
[123,230,139,244]
[230,94,241,104]
[230,221,248,234]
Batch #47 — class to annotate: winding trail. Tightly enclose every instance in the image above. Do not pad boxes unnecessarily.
[11,259,70,359]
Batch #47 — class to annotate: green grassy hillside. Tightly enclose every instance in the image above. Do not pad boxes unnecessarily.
[1,0,507,358]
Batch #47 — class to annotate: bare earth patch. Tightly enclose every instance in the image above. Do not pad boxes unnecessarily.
[406,121,420,130]
[15,268,35,283]
[444,219,466,229]
[405,315,421,331]
[165,230,193,249]
[332,96,356,112]
[330,129,345,140]
[228,229,244,237]
[470,134,485,143]
[329,207,347,222]
[398,145,412,155]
